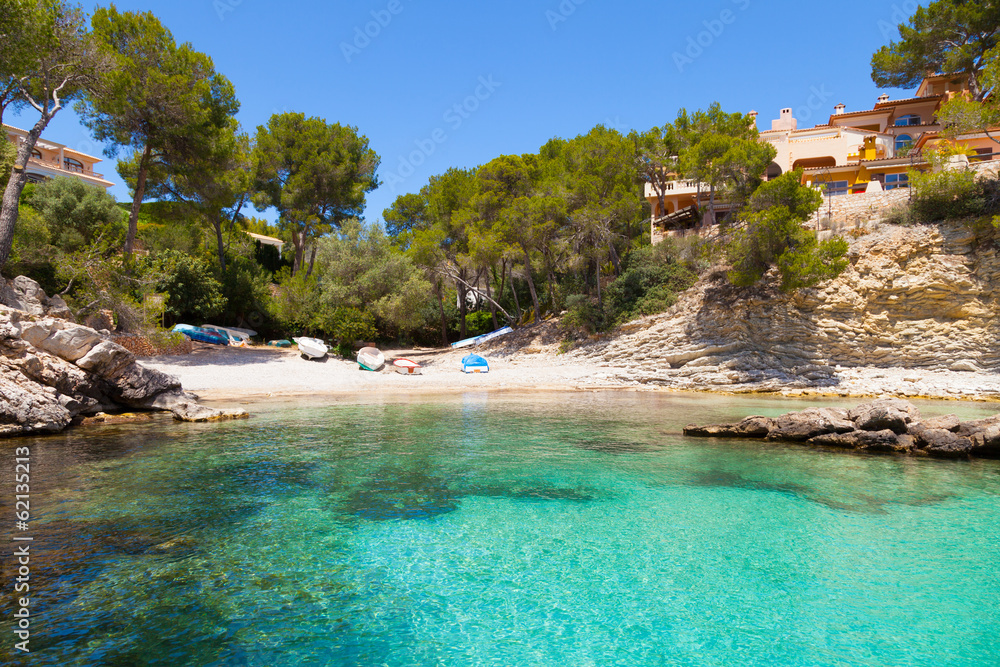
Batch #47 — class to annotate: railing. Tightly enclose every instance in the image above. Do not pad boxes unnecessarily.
[26,155,104,180]
[969,151,999,163]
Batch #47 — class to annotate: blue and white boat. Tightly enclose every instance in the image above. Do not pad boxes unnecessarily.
[172,324,229,346]
[451,326,514,349]
[462,354,489,374]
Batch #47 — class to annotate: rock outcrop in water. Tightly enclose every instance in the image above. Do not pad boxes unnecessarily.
[571,222,1000,396]
[684,398,1000,459]
[0,277,247,436]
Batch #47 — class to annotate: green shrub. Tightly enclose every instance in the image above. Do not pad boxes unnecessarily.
[319,306,377,344]
[10,205,52,265]
[562,293,603,333]
[28,177,126,252]
[725,171,847,291]
[143,250,227,322]
[465,310,493,337]
[909,168,997,222]
[603,244,697,326]
[218,254,272,326]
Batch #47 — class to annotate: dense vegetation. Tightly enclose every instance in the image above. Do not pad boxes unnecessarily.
[5,0,996,348]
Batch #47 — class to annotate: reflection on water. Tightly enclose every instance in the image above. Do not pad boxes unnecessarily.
[1,392,999,666]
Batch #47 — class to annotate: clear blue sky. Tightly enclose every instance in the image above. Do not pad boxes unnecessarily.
[9,0,917,224]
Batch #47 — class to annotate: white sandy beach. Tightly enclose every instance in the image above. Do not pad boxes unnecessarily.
[142,340,1000,404]
[142,343,625,401]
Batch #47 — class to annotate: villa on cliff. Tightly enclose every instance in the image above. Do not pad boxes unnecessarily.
[3,124,114,191]
[649,74,999,240]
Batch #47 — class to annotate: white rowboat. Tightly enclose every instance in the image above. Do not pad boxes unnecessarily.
[392,358,422,375]
[293,337,328,360]
[358,347,386,371]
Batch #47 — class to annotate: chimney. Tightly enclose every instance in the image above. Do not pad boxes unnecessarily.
[877,93,890,105]
[771,108,797,132]
[834,103,846,115]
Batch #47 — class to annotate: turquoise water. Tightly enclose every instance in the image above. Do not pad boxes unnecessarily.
[3,393,1000,666]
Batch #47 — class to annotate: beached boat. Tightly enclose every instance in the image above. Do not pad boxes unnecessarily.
[267,339,292,348]
[451,326,514,349]
[392,358,422,375]
[293,337,328,360]
[462,353,489,374]
[201,325,255,344]
[173,324,230,346]
[358,347,386,372]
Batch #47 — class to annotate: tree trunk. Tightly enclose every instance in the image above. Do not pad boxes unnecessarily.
[547,268,558,311]
[124,143,153,259]
[214,218,227,272]
[596,261,602,307]
[608,241,622,276]
[0,112,56,268]
[521,245,540,323]
[435,282,448,346]
[508,263,522,321]
[306,245,318,278]
[290,230,305,276]
[708,182,717,228]
[498,259,507,309]
[458,272,468,339]
[485,273,498,329]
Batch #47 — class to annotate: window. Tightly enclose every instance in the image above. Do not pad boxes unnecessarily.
[822,181,849,196]
[885,173,909,190]
[30,149,42,161]
[895,134,913,153]
[895,114,921,126]
[63,157,84,173]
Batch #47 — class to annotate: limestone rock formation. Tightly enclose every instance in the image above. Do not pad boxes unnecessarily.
[0,298,247,436]
[572,222,1000,395]
[684,399,1000,460]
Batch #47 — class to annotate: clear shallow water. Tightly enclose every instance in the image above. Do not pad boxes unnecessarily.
[2,393,999,666]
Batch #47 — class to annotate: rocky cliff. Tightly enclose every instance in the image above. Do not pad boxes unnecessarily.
[571,221,1000,395]
[0,277,247,436]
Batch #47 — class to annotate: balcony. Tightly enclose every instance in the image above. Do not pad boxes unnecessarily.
[26,154,104,180]
[644,179,700,198]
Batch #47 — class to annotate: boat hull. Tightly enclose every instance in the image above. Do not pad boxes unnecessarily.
[173,324,229,346]
[358,347,386,371]
[451,326,514,349]
[293,337,328,359]
[392,359,422,375]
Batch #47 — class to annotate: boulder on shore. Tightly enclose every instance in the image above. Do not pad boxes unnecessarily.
[684,398,998,460]
[0,282,247,437]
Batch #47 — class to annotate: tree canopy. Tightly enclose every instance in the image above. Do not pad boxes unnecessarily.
[0,0,101,268]
[871,0,1000,99]
[77,5,239,257]
[252,112,380,276]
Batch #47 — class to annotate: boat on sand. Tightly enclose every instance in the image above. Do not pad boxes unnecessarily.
[462,354,489,374]
[293,337,328,360]
[201,325,255,345]
[358,347,385,371]
[392,358,422,375]
[173,324,229,346]
[451,326,514,349]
